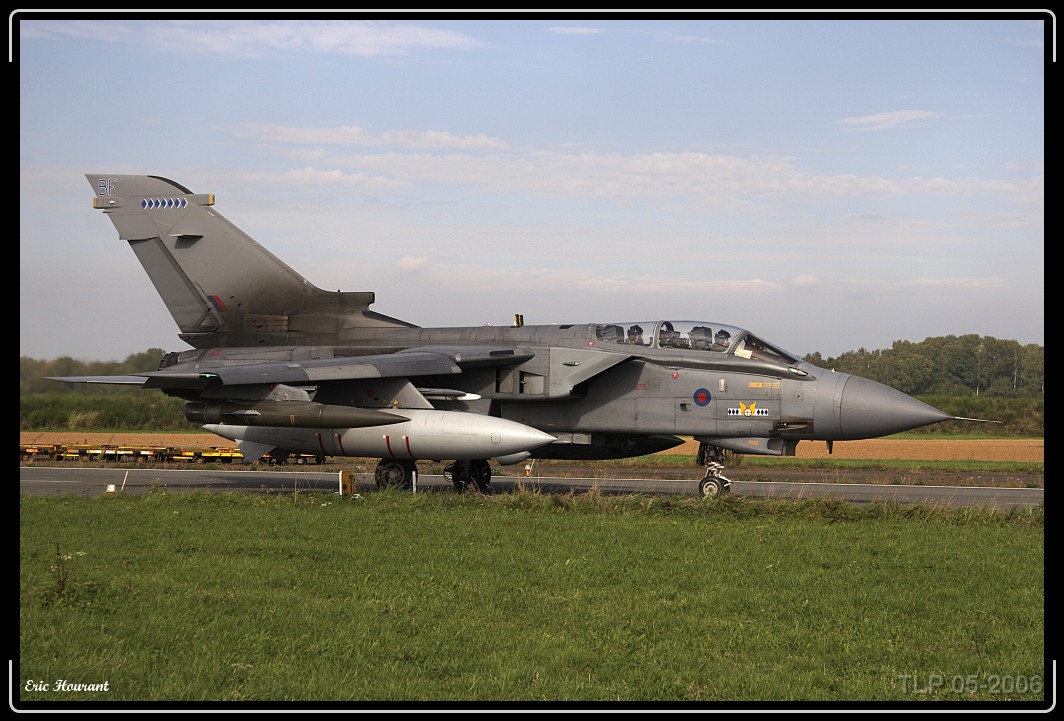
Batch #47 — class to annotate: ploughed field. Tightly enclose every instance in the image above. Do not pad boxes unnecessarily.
[20,433,1044,488]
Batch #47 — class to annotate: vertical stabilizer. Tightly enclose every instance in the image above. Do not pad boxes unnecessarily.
[86,174,413,348]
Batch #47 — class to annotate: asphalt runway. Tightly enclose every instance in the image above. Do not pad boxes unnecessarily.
[19,466,1043,509]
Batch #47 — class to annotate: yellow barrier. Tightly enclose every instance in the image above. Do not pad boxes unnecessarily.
[339,470,358,496]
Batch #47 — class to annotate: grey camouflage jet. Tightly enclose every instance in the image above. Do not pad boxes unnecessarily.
[58,174,970,495]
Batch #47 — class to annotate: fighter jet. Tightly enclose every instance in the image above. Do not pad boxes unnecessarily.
[58,174,964,495]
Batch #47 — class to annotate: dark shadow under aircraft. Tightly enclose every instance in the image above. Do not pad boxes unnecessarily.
[54,174,979,495]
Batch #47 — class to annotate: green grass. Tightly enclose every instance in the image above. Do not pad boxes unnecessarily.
[19,490,1045,706]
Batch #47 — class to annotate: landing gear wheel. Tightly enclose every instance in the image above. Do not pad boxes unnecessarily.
[697,442,732,497]
[698,476,730,497]
[375,459,417,490]
[444,461,466,491]
[468,459,492,491]
[444,459,492,492]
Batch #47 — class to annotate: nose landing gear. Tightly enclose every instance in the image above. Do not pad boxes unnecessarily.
[696,443,732,497]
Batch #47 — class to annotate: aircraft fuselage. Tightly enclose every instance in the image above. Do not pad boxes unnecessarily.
[162,320,949,460]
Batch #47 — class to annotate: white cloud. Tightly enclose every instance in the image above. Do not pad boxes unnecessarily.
[790,274,821,288]
[655,31,730,46]
[371,262,786,299]
[844,276,1007,290]
[838,110,943,131]
[320,149,1020,204]
[231,123,511,151]
[395,255,428,272]
[20,19,482,58]
[236,167,410,192]
[216,124,1043,212]
[899,277,1007,289]
[548,27,604,35]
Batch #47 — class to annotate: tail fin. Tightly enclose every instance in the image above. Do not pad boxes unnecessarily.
[85,174,414,348]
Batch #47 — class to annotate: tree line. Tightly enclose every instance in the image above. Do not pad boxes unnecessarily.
[802,335,1043,398]
[20,349,167,397]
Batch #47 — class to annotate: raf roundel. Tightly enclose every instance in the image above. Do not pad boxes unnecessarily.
[693,388,712,406]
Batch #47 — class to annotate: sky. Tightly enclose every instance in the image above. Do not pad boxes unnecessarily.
[18,12,1046,362]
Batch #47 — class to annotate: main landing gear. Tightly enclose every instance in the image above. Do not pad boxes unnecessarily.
[696,442,733,497]
[374,459,418,490]
[444,459,492,492]
[373,458,494,492]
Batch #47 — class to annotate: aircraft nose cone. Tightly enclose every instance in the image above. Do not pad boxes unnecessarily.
[839,375,951,440]
[523,428,559,450]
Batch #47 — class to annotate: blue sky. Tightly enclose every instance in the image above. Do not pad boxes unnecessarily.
[18,13,1045,361]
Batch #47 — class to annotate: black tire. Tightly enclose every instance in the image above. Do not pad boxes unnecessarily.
[699,477,729,497]
[375,459,417,490]
[469,459,492,491]
[448,463,467,492]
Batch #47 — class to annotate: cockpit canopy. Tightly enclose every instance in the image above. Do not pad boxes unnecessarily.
[594,321,798,365]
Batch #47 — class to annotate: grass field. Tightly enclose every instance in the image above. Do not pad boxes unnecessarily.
[18,489,1045,708]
